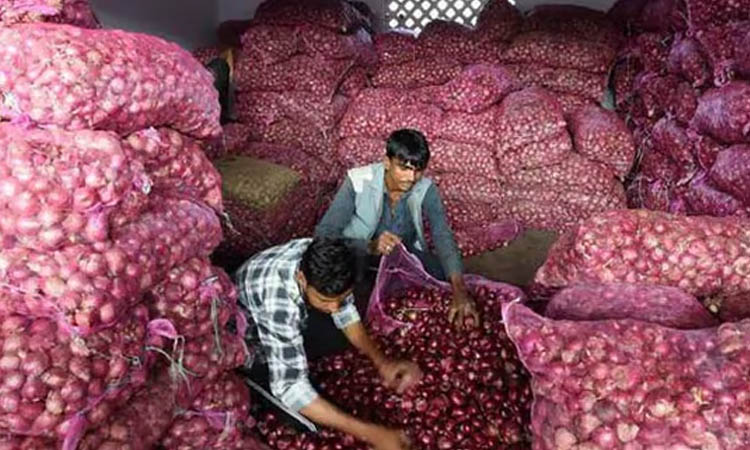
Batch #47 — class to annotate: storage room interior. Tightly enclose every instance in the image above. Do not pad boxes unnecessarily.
[1,0,749,449]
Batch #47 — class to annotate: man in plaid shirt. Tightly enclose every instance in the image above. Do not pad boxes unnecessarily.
[236,237,419,450]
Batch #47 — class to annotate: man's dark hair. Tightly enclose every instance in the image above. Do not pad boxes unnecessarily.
[386,129,430,171]
[300,238,355,297]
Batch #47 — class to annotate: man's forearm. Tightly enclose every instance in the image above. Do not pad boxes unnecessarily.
[449,272,468,295]
[300,396,383,444]
[343,321,387,368]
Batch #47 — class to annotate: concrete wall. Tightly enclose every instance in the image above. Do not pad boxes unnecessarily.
[90,0,218,50]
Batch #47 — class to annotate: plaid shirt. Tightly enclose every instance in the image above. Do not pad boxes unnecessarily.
[235,238,361,411]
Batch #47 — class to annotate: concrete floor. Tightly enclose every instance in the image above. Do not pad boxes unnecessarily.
[464,229,560,287]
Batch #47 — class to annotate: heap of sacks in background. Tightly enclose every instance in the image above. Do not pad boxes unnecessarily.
[195,0,377,271]
[0,13,268,450]
[608,0,750,217]
[199,0,636,265]
[0,0,100,28]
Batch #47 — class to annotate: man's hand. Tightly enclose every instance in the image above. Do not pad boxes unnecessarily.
[377,360,422,394]
[448,290,480,330]
[370,231,402,256]
[368,426,412,450]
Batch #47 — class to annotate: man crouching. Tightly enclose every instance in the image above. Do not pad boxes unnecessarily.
[236,237,419,450]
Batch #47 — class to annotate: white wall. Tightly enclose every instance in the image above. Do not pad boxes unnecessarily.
[89,0,620,51]
[90,0,218,50]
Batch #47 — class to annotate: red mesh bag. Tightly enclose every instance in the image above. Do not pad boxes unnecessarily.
[474,0,522,43]
[709,144,750,205]
[161,372,254,450]
[545,283,719,329]
[0,24,220,139]
[0,0,99,28]
[124,128,223,212]
[145,257,238,339]
[503,300,750,450]
[501,31,615,74]
[496,131,573,177]
[234,54,352,96]
[494,88,568,161]
[633,72,682,120]
[691,22,750,87]
[569,105,636,178]
[239,25,300,67]
[507,64,608,103]
[249,119,333,159]
[499,154,621,198]
[236,142,341,184]
[683,172,747,217]
[534,209,750,318]
[297,25,376,65]
[415,64,517,114]
[253,0,366,31]
[651,118,697,171]
[434,107,499,146]
[335,136,384,168]
[78,367,179,450]
[236,91,348,133]
[0,124,150,252]
[0,196,221,334]
[685,0,750,29]
[555,93,595,116]
[635,32,673,73]
[691,81,750,145]
[667,35,710,88]
[522,5,622,49]
[0,305,163,445]
[371,58,462,89]
[429,140,499,180]
[431,172,501,203]
[203,123,252,161]
[637,0,686,31]
[691,129,725,170]
[373,32,419,65]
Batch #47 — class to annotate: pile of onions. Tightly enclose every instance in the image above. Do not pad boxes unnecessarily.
[568,106,637,179]
[0,24,220,139]
[534,209,750,320]
[0,305,161,440]
[236,92,350,134]
[234,54,353,96]
[258,279,532,449]
[501,31,616,74]
[124,128,224,213]
[506,64,608,104]
[0,196,221,333]
[371,58,463,90]
[144,257,238,338]
[503,300,750,450]
[0,123,150,252]
[0,0,99,28]
[161,372,254,449]
[417,63,516,117]
[79,367,180,450]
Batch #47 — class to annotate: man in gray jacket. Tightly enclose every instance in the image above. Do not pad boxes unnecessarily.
[315,129,479,328]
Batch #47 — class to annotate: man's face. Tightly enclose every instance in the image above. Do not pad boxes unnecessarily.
[384,156,424,193]
[305,285,352,314]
